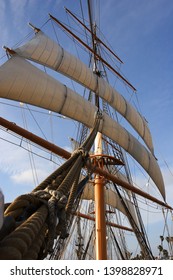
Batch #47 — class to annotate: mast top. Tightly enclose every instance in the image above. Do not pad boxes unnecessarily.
[49,13,136,91]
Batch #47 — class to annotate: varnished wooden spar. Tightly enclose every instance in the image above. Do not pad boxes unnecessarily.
[0,116,70,160]
[65,7,123,64]
[49,14,136,92]
[0,116,172,210]
[74,212,133,232]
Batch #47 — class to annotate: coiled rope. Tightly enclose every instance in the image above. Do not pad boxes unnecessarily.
[0,112,101,259]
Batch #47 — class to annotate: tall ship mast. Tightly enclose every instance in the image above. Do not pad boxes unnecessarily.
[0,0,172,260]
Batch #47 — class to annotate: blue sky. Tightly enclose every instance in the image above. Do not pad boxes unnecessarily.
[0,0,173,255]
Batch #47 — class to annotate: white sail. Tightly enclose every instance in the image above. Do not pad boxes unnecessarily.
[14,31,154,154]
[82,183,138,226]
[0,56,165,199]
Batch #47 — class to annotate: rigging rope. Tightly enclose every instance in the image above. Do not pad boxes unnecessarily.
[162,209,173,256]
[111,180,154,260]
[0,112,101,259]
[20,103,39,186]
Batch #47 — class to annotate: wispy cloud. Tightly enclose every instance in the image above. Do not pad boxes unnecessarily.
[0,0,172,257]
[0,129,58,199]
[11,168,47,185]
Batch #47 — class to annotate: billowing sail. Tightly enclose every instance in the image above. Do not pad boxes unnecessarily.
[14,31,154,154]
[82,183,138,226]
[0,56,165,199]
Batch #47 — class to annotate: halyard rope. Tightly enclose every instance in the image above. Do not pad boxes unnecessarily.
[0,112,101,259]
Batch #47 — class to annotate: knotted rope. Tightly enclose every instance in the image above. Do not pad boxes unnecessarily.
[0,112,102,259]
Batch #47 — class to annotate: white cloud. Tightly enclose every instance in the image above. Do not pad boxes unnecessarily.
[11,169,35,185]
[11,168,47,185]
[0,129,58,194]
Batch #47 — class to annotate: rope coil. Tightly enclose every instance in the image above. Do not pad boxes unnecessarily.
[0,112,101,259]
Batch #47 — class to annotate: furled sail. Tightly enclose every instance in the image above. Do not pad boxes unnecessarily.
[0,56,165,199]
[82,183,138,226]
[14,31,154,154]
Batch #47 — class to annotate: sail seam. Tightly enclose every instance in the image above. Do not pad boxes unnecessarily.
[55,46,64,71]
[14,32,154,153]
[58,85,68,114]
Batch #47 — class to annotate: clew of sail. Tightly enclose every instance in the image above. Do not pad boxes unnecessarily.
[0,55,165,199]
[14,30,154,154]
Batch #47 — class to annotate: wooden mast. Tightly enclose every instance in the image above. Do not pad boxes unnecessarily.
[65,7,123,64]
[87,0,107,259]
[1,117,172,210]
[0,3,172,260]
[49,14,136,91]
[94,133,107,259]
